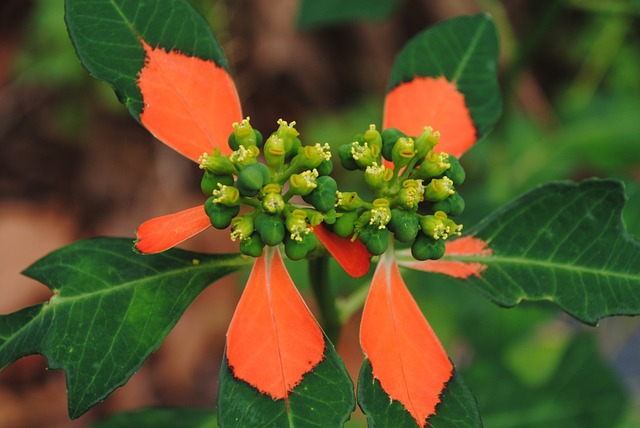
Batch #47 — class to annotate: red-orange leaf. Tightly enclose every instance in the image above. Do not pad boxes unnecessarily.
[360,250,453,427]
[226,247,325,400]
[135,205,211,254]
[399,236,492,279]
[383,76,476,158]
[137,40,243,161]
[314,224,371,278]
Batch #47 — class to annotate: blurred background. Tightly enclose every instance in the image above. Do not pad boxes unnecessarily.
[0,0,639,426]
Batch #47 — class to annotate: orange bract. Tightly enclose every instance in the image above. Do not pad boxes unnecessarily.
[135,205,211,254]
[360,251,452,427]
[401,236,492,278]
[383,76,476,158]
[226,247,325,400]
[137,41,243,161]
[314,224,371,278]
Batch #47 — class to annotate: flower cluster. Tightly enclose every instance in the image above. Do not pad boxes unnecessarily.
[199,117,335,260]
[332,125,465,259]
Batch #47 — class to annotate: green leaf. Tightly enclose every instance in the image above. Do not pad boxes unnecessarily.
[404,179,640,325]
[358,359,481,428]
[297,0,399,28]
[465,333,628,428]
[0,238,249,419]
[217,337,355,427]
[91,408,217,427]
[387,14,502,139]
[64,0,228,119]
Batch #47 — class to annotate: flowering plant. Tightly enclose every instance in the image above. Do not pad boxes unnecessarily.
[1,1,639,427]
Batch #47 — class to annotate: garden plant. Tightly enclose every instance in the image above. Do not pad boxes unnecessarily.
[1,0,639,427]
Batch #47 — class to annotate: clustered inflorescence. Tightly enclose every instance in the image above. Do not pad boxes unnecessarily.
[198,118,465,262]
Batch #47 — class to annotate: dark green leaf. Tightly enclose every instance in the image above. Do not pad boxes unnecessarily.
[217,337,355,427]
[465,333,628,428]
[297,0,399,28]
[64,0,228,119]
[404,179,640,325]
[387,14,502,139]
[0,237,249,419]
[91,408,217,428]
[358,359,481,428]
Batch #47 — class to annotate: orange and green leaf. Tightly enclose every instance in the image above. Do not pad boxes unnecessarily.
[359,250,452,426]
[384,14,501,156]
[225,246,325,399]
[135,205,211,254]
[138,41,242,161]
[383,76,476,158]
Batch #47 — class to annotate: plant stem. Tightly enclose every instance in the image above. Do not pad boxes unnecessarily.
[309,256,341,343]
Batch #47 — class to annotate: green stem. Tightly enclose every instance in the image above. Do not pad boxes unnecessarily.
[309,256,341,343]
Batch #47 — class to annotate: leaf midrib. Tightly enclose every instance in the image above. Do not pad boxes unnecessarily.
[445,254,639,282]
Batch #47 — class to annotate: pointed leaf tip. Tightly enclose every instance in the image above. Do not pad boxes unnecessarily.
[314,224,371,277]
[226,247,324,399]
[383,76,476,157]
[360,251,453,426]
[137,40,242,161]
[135,205,212,254]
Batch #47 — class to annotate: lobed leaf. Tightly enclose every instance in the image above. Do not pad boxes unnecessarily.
[399,179,640,325]
[0,238,250,418]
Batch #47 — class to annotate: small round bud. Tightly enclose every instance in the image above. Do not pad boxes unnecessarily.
[411,233,446,261]
[204,197,240,229]
[387,209,419,243]
[239,233,265,257]
[432,192,465,217]
[364,228,389,255]
[302,176,337,212]
[316,159,333,176]
[236,163,271,197]
[331,211,359,238]
[254,212,285,246]
[200,171,234,196]
[444,155,466,185]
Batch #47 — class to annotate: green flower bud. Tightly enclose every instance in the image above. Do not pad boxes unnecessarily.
[200,171,234,196]
[229,144,260,169]
[289,169,319,196]
[290,143,332,171]
[264,135,286,171]
[228,117,260,151]
[381,128,406,162]
[230,215,255,242]
[432,192,465,216]
[351,141,381,169]
[364,162,393,190]
[392,136,417,169]
[254,212,285,246]
[236,163,271,197]
[332,211,359,238]
[414,126,440,159]
[275,119,300,155]
[285,209,312,242]
[411,233,446,261]
[316,159,333,176]
[415,151,451,179]
[199,148,237,175]
[424,177,455,201]
[338,144,359,171]
[302,176,337,212]
[364,227,388,256]
[363,124,383,152]
[322,209,337,225]
[420,211,449,240]
[387,208,419,243]
[239,233,265,257]
[369,198,391,230]
[261,183,285,214]
[397,179,425,211]
[335,191,364,211]
[204,197,240,229]
[212,184,240,207]
[445,155,466,185]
